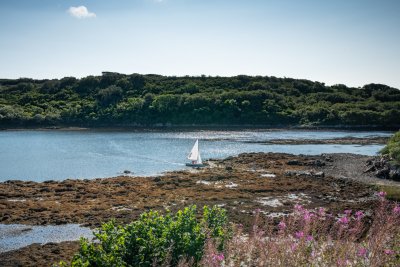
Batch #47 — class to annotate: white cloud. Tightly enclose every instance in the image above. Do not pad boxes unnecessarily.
[67,6,96,19]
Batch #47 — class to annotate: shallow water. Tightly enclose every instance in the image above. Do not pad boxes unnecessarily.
[0,130,392,181]
[0,224,93,253]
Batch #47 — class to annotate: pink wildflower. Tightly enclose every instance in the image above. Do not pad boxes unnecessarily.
[393,205,400,214]
[384,249,394,255]
[337,259,350,266]
[318,207,326,217]
[344,209,352,216]
[377,191,387,199]
[295,231,304,239]
[303,210,312,222]
[294,204,304,212]
[339,216,349,224]
[355,211,364,220]
[306,235,313,242]
[278,221,286,231]
[357,247,367,257]
[212,252,225,262]
[291,243,298,252]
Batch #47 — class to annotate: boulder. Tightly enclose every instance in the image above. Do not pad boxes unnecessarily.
[287,160,301,165]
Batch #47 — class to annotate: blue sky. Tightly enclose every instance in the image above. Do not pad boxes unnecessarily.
[0,0,399,88]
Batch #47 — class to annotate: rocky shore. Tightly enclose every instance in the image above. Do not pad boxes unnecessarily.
[0,152,397,267]
[253,136,389,145]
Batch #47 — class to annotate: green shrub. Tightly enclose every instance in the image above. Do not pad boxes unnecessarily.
[61,205,228,267]
[381,130,400,164]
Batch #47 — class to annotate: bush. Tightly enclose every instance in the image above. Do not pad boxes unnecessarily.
[61,205,228,267]
[381,130,400,164]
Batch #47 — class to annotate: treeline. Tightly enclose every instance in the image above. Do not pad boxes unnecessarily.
[0,72,400,128]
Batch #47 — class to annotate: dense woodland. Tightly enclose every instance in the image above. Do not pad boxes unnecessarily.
[1,73,400,128]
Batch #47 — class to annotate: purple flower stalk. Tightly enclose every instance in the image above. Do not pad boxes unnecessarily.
[393,205,400,214]
[384,249,394,255]
[357,247,367,257]
[278,221,286,231]
[339,216,349,224]
[377,191,387,198]
[303,211,312,222]
[295,231,304,239]
[355,211,364,220]
[294,204,304,213]
[318,207,326,217]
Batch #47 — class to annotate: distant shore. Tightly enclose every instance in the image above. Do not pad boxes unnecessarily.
[1,124,398,132]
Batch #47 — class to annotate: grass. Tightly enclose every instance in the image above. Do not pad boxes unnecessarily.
[377,185,400,201]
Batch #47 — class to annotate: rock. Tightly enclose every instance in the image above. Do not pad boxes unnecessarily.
[389,167,400,181]
[364,165,375,173]
[321,154,333,162]
[365,155,400,181]
[225,166,233,171]
[306,160,325,167]
[375,168,390,179]
[287,160,301,165]
[284,170,324,178]
[284,171,296,176]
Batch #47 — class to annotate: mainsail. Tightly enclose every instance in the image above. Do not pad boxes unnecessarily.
[187,139,200,162]
[197,151,202,164]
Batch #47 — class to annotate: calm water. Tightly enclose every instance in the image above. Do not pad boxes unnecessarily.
[0,224,92,253]
[0,130,392,181]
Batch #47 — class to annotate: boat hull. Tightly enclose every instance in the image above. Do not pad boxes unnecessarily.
[185,163,206,168]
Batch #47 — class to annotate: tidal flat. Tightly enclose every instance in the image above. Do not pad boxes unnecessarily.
[2,151,396,266]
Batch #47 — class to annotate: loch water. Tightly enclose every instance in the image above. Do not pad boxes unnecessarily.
[0,130,392,181]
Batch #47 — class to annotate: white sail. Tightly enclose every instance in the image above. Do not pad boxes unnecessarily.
[187,139,199,161]
[197,152,202,164]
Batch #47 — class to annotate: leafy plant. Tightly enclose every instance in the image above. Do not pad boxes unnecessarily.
[60,205,228,267]
[381,130,400,164]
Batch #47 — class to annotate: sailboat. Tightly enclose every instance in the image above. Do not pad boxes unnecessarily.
[186,139,206,168]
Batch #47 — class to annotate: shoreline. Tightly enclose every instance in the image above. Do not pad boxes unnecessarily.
[1,152,397,227]
[1,152,400,266]
[1,125,398,132]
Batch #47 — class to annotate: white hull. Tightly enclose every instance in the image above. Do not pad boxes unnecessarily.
[186,163,206,168]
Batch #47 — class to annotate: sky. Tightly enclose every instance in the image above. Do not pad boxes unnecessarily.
[0,0,399,88]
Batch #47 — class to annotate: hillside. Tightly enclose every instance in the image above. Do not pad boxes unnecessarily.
[1,73,399,128]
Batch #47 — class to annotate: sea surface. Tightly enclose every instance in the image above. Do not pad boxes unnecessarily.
[0,130,393,181]
[0,224,92,253]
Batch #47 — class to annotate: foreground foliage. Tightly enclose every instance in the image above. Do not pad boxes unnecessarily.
[381,130,400,165]
[212,194,400,267]
[62,205,228,266]
[1,73,400,127]
[60,195,400,267]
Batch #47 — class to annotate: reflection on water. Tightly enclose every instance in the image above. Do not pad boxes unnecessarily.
[0,130,392,181]
[0,224,93,253]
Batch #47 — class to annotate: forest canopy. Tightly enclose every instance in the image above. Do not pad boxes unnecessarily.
[0,73,399,128]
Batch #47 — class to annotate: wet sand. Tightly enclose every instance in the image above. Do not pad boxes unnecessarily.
[0,152,393,266]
